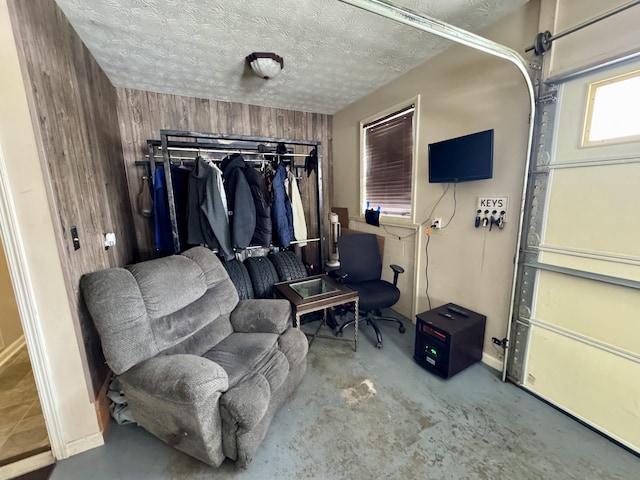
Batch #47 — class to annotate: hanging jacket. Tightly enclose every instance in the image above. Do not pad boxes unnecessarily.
[153,166,174,256]
[304,147,318,177]
[170,164,192,251]
[287,169,307,247]
[187,157,234,261]
[221,154,256,250]
[243,166,272,246]
[271,163,294,247]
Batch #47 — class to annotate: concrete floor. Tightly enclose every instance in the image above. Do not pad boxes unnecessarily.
[51,313,639,479]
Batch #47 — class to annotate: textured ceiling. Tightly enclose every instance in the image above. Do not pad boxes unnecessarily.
[55,0,528,114]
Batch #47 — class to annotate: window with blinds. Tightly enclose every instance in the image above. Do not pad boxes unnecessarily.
[362,105,415,217]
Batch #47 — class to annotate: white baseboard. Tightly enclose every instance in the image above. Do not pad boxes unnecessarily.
[0,334,25,369]
[61,432,104,458]
[482,352,504,372]
[0,451,54,480]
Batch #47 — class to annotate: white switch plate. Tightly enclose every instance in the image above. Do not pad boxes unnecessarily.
[104,232,117,248]
[477,196,508,219]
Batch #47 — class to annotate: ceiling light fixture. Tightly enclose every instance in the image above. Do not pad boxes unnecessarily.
[246,52,284,79]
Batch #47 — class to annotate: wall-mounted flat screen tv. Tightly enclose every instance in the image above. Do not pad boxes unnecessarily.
[428,129,494,183]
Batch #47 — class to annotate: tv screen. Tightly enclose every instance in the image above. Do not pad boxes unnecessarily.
[428,129,494,183]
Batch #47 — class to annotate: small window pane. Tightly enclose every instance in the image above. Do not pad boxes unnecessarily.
[362,106,415,217]
[583,71,640,145]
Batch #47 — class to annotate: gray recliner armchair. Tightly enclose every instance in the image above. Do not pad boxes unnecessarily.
[80,246,308,468]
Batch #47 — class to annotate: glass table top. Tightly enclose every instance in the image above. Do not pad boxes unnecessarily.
[289,277,339,299]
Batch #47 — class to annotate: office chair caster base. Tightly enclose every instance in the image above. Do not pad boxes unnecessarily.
[375,341,383,349]
[336,331,344,338]
[399,325,406,334]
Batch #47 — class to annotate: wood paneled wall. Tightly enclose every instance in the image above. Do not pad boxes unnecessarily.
[9,0,333,401]
[9,0,137,396]
[116,88,333,264]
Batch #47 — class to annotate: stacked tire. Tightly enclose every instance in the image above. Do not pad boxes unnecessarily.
[269,251,323,324]
[268,251,308,282]
[221,259,254,300]
[244,256,279,299]
[224,251,309,301]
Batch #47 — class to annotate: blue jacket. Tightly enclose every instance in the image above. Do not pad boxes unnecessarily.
[153,166,174,255]
[271,163,294,247]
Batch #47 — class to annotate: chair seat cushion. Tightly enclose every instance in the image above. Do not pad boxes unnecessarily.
[346,280,400,311]
[203,332,280,388]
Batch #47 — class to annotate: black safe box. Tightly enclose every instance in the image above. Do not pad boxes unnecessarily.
[414,303,486,379]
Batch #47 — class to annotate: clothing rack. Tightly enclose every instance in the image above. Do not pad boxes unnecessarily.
[139,129,324,269]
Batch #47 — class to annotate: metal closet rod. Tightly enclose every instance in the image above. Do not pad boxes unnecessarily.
[146,138,318,157]
[145,150,316,162]
[160,129,321,147]
[137,157,308,175]
[246,238,321,249]
[158,146,313,157]
[140,154,310,170]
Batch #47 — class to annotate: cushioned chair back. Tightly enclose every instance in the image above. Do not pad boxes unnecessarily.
[80,247,239,375]
[337,233,382,282]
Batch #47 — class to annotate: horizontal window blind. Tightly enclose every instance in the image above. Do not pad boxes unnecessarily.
[363,105,415,216]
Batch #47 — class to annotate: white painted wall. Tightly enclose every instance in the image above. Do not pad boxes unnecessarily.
[0,0,101,457]
[333,2,540,369]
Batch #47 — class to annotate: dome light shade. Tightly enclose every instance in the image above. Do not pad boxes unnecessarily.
[246,52,284,79]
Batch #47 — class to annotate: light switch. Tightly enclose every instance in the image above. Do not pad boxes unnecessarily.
[71,226,80,250]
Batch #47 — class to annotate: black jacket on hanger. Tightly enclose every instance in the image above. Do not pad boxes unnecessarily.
[243,166,272,246]
[221,154,256,250]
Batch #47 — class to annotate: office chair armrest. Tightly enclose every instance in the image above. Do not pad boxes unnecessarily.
[389,264,405,286]
[330,269,348,282]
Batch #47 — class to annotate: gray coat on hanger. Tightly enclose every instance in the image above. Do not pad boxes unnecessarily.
[187,157,234,260]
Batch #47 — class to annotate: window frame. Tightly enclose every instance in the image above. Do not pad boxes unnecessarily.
[359,96,420,225]
[581,69,640,147]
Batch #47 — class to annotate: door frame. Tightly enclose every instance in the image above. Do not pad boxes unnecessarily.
[0,142,65,460]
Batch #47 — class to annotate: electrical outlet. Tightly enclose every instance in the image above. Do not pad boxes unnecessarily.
[432,217,442,229]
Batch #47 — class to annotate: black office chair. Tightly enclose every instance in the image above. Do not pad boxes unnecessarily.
[333,232,406,348]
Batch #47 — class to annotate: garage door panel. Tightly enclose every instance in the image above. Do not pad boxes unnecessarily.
[509,61,640,453]
[525,327,640,452]
[535,270,640,355]
[544,163,640,257]
[540,251,640,282]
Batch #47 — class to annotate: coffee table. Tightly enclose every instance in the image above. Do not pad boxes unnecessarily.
[274,274,359,351]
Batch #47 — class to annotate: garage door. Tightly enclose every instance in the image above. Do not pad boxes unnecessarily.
[505,60,640,453]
